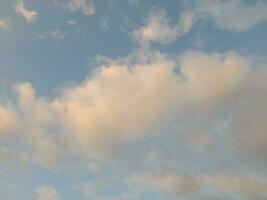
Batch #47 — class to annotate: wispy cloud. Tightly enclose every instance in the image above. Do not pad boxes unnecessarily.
[38,29,69,40]
[182,0,267,34]
[37,186,61,200]
[132,9,178,45]
[15,0,37,23]
[67,20,77,25]
[132,9,195,46]
[0,19,9,31]
[68,0,95,15]
[133,0,267,46]
[129,172,267,199]
[100,18,110,30]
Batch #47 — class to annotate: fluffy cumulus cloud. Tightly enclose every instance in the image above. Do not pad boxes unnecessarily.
[68,0,95,15]
[37,186,61,200]
[53,52,181,159]
[52,50,250,161]
[1,0,267,199]
[15,0,37,23]
[0,20,9,31]
[179,51,249,107]
[0,48,267,198]
[0,50,264,163]
[0,83,61,166]
[129,172,267,200]
[227,66,267,162]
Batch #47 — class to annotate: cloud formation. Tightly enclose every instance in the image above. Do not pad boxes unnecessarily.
[68,0,95,15]
[0,106,17,135]
[0,49,254,163]
[0,48,267,199]
[37,186,61,200]
[15,1,37,23]
[0,83,61,166]
[132,9,196,45]
[177,11,195,36]
[38,29,69,40]
[182,0,267,34]
[198,0,267,31]
[132,9,179,45]
[227,66,267,162]
[129,172,267,200]
[0,20,9,31]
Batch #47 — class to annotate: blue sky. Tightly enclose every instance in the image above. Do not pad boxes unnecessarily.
[1,0,267,200]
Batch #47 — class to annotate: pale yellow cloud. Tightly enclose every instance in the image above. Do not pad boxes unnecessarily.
[1,49,267,168]
[0,83,61,166]
[132,9,179,45]
[15,83,61,166]
[129,173,201,197]
[129,172,267,199]
[227,67,267,162]
[0,50,254,164]
[53,53,181,159]
[177,11,195,36]
[68,0,95,15]
[0,20,9,31]
[15,1,37,23]
[0,106,17,135]
[180,51,249,108]
[37,186,61,200]
[38,29,69,40]
[182,0,267,34]
[203,174,267,199]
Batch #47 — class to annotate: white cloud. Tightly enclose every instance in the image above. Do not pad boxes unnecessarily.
[131,7,209,45]
[177,11,195,36]
[204,174,267,200]
[37,186,61,200]
[132,9,178,45]
[100,18,109,30]
[53,52,181,160]
[38,29,69,40]
[52,50,247,160]
[129,172,267,200]
[227,66,267,162]
[0,83,61,166]
[0,106,17,135]
[87,162,102,172]
[129,173,201,197]
[0,50,254,164]
[67,20,76,25]
[0,20,9,31]
[15,1,37,23]
[0,146,12,161]
[68,0,95,15]
[132,1,267,43]
[15,83,61,166]
[179,51,249,107]
[0,49,267,168]
[183,0,267,33]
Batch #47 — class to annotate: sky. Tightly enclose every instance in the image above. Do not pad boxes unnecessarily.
[0,0,267,200]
